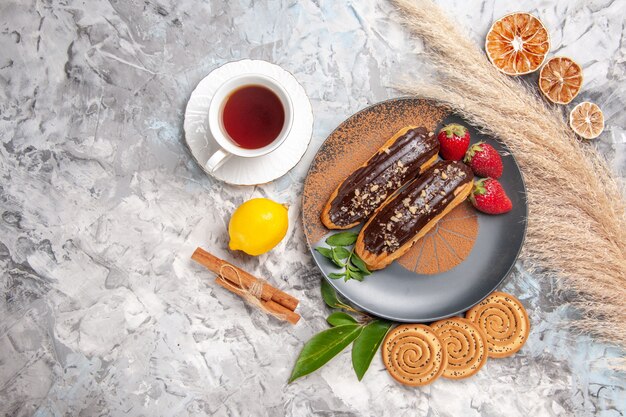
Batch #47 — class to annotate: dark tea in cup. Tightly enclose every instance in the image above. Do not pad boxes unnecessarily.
[206,73,293,173]
[222,85,285,149]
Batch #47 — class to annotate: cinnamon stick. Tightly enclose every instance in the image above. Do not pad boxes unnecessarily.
[214,277,300,325]
[191,247,299,311]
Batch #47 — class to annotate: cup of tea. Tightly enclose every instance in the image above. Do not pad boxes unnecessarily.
[206,74,294,172]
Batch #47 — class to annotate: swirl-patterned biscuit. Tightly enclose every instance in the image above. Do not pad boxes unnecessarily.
[430,317,488,379]
[382,324,447,386]
[466,291,530,358]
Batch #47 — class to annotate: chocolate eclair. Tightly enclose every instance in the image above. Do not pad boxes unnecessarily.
[355,160,474,270]
[321,126,439,229]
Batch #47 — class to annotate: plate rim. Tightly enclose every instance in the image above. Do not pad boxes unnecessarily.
[302,96,528,322]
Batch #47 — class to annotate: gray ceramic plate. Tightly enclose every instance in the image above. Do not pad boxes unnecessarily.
[302,98,527,322]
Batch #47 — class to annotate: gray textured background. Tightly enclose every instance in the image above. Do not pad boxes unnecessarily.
[1,0,625,416]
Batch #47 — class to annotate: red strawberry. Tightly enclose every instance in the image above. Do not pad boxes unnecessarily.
[437,124,470,161]
[469,178,512,214]
[464,142,503,178]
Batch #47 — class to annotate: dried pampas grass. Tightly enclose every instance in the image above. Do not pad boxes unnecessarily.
[392,0,626,354]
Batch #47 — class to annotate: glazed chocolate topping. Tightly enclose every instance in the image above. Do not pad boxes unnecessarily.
[362,160,474,254]
[328,127,439,227]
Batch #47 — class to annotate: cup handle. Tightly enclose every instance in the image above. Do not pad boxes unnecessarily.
[205,148,231,173]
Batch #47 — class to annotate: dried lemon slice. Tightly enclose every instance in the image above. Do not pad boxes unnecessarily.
[569,102,604,140]
[485,12,550,75]
[539,57,583,104]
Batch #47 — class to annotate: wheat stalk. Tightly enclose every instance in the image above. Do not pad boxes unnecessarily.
[391,0,626,355]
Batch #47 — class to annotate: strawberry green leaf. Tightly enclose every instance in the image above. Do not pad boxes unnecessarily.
[441,123,467,138]
[289,324,363,383]
[472,178,487,195]
[464,141,484,163]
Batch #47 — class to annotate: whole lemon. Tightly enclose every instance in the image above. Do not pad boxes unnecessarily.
[228,198,289,256]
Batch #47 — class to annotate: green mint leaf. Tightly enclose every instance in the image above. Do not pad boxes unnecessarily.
[349,270,363,281]
[321,279,342,308]
[330,258,345,268]
[343,268,352,282]
[326,232,358,247]
[328,272,344,280]
[320,278,360,313]
[332,246,350,260]
[330,250,345,267]
[327,312,358,327]
[315,246,333,259]
[289,324,363,383]
[351,320,392,381]
[350,254,371,275]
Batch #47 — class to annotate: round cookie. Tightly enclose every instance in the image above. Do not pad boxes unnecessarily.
[466,291,530,358]
[382,324,447,386]
[430,317,488,379]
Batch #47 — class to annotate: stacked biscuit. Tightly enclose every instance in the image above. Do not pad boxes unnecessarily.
[382,291,530,386]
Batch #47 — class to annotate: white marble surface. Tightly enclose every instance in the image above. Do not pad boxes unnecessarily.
[0,0,625,416]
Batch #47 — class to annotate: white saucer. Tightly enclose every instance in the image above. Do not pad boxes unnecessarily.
[184,59,313,185]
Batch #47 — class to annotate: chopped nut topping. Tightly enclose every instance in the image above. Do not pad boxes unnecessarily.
[395,211,403,219]
[386,223,392,231]
[371,184,379,192]
[409,206,418,214]
[397,160,404,167]
[387,181,392,188]
[441,172,448,180]
[402,198,411,207]
[341,206,348,212]
[440,191,446,196]
[383,148,391,154]
[390,216,400,222]
[428,131,434,137]
[361,193,369,200]
[382,231,401,251]
[354,189,360,196]
[349,211,355,216]
[425,203,430,211]
[421,189,427,198]
[434,169,440,174]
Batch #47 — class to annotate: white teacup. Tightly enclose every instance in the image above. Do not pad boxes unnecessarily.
[206,74,294,172]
